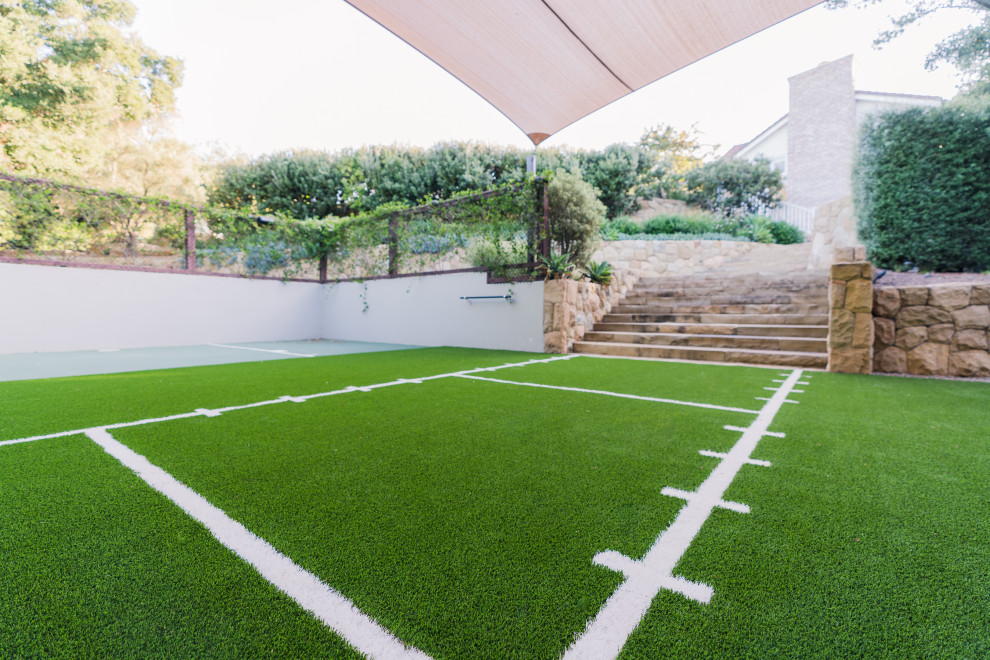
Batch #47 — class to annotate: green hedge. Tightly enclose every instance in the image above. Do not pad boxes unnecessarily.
[855,106,990,272]
[600,213,803,245]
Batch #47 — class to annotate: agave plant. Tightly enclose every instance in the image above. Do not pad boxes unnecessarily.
[584,260,612,286]
[538,252,576,280]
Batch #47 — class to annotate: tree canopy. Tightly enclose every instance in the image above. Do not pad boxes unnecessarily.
[829,0,990,94]
[0,0,183,178]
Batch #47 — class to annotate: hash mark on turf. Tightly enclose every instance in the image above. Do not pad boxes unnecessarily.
[724,424,784,438]
[699,449,771,467]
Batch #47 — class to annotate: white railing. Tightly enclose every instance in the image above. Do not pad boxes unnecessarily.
[754,202,816,235]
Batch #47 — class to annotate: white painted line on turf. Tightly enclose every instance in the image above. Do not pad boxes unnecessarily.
[209,343,316,358]
[699,450,771,468]
[563,368,805,660]
[723,425,785,438]
[660,487,750,514]
[755,397,799,404]
[83,428,430,660]
[1,355,577,448]
[455,375,759,415]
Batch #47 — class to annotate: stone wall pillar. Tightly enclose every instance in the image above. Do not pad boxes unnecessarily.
[828,259,874,373]
[543,270,634,353]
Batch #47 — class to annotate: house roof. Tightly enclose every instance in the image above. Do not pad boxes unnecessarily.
[728,89,945,159]
[344,0,825,145]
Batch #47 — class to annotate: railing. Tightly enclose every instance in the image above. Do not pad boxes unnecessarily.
[754,201,816,236]
[0,173,547,283]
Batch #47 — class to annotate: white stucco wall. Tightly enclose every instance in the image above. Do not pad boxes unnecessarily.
[0,263,325,354]
[322,272,544,353]
[0,264,545,355]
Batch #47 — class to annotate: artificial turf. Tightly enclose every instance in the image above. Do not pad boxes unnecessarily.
[2,349,988,658]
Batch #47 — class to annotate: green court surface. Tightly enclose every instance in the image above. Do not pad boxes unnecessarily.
[0,339,418,382]
[1,347,987,658]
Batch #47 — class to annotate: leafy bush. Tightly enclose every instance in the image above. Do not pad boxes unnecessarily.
[600,216,640,239]
[767,219,805,245]
[855,105,990,272]
[616,232,749,242]
[641,214,730,235]
[546,170,606,266]
[577,144,649,218]
[466,239,528,269]
[684,159,783,218]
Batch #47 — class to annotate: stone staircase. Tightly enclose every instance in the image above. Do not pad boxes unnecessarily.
[574,271,830,368]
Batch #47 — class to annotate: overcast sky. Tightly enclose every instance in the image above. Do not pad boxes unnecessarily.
[129,0,978,158]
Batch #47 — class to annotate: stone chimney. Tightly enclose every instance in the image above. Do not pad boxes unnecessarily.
[786,55,856,209]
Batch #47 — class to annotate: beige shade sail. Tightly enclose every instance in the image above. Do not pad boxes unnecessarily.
[344,0,825,144]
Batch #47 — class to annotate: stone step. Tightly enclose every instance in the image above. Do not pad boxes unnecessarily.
[621,294,819,305]
[573,341,828,368]
[583,331,826,353]
[632,285,828,298]
[592,321,829,338]
[611,302,828,315]
[636,273,827,286]
[601,312,829,325]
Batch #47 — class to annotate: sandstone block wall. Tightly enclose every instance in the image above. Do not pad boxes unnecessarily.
[827,261,874,373]
[808,196,862,270]
[873,283,990,377]
[593,240,812,280]
[543,269,636,354]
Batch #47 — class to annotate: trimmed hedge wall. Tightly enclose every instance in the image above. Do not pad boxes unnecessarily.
[855,106,990,272]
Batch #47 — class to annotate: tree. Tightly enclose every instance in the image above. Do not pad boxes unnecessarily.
[0,0,183,178]
[828,0,990,92]
[577,144,647,218]
[545,169,606,265]
[683,159,783,219]
[637,123,715,199]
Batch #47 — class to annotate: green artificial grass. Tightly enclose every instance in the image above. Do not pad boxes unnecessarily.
[114,375,747,659]
[2,350,988,658]
[0,435,359,658]
[0,347,539,441]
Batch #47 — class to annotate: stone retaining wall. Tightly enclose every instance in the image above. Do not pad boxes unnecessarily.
[543,269,636,353]
[593,240,811,279]
[873,283,990,377]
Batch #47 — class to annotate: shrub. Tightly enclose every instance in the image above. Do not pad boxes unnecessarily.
[600,216,640,239]
[684,159,783,218]
[855,106,990,272]
[767,220,805,245]
[466,238,528,269]
[546,170,606,266]
[641,213,726,235]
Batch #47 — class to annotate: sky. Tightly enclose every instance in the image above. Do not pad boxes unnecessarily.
[128,0,980,158]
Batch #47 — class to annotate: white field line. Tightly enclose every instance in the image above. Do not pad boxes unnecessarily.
[84,429,430,660]
[455,375,759,415]
[0,355,578,447]
[563,369,805,660]
[209,343,317,358]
